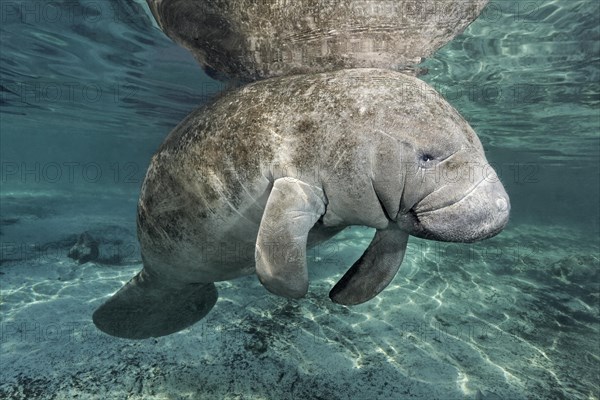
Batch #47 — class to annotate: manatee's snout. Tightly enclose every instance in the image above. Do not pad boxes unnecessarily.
[401,176,510,243]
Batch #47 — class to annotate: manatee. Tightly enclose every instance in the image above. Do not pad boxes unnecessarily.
[93,69,510,339]
[146,0,489,81]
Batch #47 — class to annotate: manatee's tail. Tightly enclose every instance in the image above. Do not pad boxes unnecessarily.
[93,269,217,339]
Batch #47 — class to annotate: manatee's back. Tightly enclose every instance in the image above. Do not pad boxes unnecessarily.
[136,97,277,278]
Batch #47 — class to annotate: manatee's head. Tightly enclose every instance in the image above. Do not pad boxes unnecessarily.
[392,121,510,242]
[373,91,511,243]
[397,151,510,243]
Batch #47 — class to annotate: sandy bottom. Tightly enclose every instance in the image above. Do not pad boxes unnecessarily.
[1,193,598,399]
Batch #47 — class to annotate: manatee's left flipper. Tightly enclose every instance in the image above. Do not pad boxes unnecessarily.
[330,228,409,305]
[255,178,327,298]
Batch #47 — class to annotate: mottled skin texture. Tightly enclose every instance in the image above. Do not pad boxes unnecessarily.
[93,69,510,339]
[146,0,489,80]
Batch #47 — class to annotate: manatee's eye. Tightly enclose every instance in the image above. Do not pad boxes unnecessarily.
[418,152,439,168]
[420,153,435,162]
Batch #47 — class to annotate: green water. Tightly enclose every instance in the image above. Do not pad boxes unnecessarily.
[1,0,598,399]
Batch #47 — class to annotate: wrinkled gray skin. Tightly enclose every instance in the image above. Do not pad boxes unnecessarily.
[93,69,510,339]
[146,0,489,81]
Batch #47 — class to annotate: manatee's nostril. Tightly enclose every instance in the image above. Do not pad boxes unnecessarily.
[496,198,508,212]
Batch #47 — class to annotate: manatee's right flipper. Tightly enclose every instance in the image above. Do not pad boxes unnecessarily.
[255,178,327,299]
[329,228,408,305]
[93,269,217,339]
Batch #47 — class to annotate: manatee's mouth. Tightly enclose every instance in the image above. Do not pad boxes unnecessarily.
[410,213,507,243]
[400,178,510,243]
[404,207,444,241]
[397,207,429,238]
